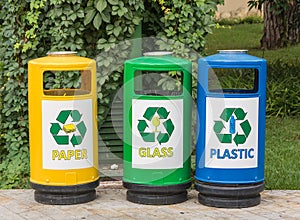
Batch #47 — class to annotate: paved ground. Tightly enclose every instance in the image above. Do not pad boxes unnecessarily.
[0,181,299,220]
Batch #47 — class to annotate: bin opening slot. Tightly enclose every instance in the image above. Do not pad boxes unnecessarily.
[43,70,91,96]
[134,70,183,96]
[208,68,258,93]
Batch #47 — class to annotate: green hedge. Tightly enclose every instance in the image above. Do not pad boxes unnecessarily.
[0,0,144,189]
[0,0,221,188]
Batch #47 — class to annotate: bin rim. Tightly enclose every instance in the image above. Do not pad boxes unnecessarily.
[217,50,248,54]
[47,51,77,56]
[143,51,173,56]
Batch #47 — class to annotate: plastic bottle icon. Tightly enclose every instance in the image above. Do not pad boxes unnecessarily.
[229,115,236,134]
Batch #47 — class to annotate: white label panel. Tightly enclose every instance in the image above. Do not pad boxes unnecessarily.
[205,97,259,169]
[42,99,94,170]
[132,99,183,169]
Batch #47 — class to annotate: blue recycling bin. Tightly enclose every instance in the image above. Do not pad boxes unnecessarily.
[195,50,267,208]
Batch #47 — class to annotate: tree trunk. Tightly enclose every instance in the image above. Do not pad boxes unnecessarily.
[287,1,300,45]
[261,0,300,49]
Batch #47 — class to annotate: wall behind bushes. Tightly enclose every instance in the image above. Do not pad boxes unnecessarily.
[215,0,262,20]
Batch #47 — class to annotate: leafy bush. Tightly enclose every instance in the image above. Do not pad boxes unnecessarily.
[241,15,264,24]
[217,15,263,26]
[0,0,221,188]
[0,0,143,189]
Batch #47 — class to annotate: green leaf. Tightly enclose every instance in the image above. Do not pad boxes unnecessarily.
[113,26,122,37]
[93,13,102,30]
[87,0,94,7]
[70,30,76,37]
[117,7,125,17]
[84,8,96,25]
[108,0,118,5]
[132,17,140,25]
[96,0,107,13]
[69,13,77,21]
[106,24,114,31]
[77,9,85,18]
[101,11,111,23]
[97,38,107,44]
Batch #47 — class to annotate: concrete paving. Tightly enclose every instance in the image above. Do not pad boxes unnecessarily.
[0,181,299,220]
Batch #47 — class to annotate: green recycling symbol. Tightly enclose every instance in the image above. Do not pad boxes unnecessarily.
[50,110,87,147]
[213,108,251,146]
[137,107,175,144]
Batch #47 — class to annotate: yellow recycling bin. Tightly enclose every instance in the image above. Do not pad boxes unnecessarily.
[28,52,99,205]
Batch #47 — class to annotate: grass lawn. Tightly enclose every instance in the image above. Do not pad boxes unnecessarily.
[265,117,300,189]
[205,24,262,53]
[204,23,300,189]
[205,23,300,62]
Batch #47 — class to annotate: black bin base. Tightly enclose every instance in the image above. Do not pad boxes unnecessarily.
[194,180,264,208]
[30,179,99,205]
[123,181,191,205]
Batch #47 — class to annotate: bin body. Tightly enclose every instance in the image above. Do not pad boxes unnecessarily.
[195,50,267,208]
[123,54,192,205]
[28,52,99,204]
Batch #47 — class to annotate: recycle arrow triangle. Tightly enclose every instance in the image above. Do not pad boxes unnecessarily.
[56,110,72,124]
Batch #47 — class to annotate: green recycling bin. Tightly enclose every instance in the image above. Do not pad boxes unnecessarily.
[123,52,192,205]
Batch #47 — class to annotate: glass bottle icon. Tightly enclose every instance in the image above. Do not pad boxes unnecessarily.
[152,116,160,132]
